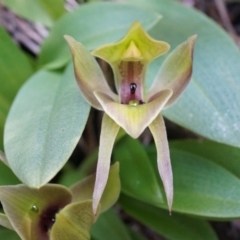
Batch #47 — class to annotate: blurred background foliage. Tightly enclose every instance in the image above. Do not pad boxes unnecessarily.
[1,0,240,239]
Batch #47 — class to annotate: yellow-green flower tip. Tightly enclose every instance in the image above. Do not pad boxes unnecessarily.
[122,41,143,61]
[91,21,170,64]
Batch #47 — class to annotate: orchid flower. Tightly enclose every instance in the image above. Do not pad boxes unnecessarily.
[65,21,196,214]
[0,162,120,240]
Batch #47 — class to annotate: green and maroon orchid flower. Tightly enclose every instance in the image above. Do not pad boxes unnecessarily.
[65,22,196,214]
[0,162,120,240]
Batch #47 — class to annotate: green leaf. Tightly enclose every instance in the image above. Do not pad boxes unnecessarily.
[0,162,20,186]
[128,228,147,240]
[38,2,161,69]
[147,146,240,218]
[2,0,66,25]
[0,229,20,240]
[60,166,86,187]
[4,65,90,187]
[1,0,53,27]
[0,26,33,149]
[113,136,163,207]
[91,208,132,240]
[38,0,66,20]
[120,195,218,240]
[170,140,240,179]
[129,0,240,148]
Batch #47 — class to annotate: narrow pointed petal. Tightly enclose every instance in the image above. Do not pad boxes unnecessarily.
[70,162,120,213]
[0,150,9,166]
[0,213,13,230]
[94,89,172,139]
[147,35,197,107]
[64,35,118,110]
[0,184,72,240]
[50,201,95,240]
[92,114,120,214]
[149,114,173,212]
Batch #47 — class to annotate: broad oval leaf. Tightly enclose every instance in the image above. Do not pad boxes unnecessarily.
[170,140,240,179]
[129,0,240,148]
[128,228,147,240]
[91,208,132,240]
[0,229,20,240]
[148,146,240,218]
[38,2,161,69]
[37,0,66,21]
[0,162,20,186]
[113,136,164,207]
[0,26,33,149]
[4,65,90,187]
[120,195,218,240]
[1,0,53,27]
